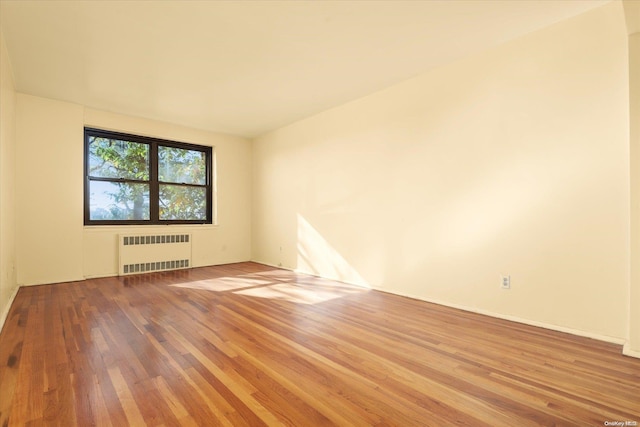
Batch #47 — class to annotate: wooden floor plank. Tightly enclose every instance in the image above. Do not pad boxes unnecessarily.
[1,262,638,426]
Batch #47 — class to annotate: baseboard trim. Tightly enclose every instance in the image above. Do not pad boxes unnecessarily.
[19,276,85,287]
[251,260,630,353]
[387,291,626,346]
[82,259,254,281]
[83,272,119,280]
[0,285,20,334]
[252,259,287,271]
[623,342,640,359]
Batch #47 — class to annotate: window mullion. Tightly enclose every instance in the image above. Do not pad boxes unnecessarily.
[150,143,159,222]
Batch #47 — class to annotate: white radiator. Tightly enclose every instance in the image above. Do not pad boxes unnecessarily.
[118,233,192,276]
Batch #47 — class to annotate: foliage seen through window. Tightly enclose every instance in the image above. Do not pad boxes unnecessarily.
[85,129,212,225]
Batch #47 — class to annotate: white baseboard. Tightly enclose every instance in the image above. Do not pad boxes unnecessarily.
[83,272,119,280]
[251,260,631,354]
[623,342,640,359]
[19,275,85,287]
[0,285,20,334]
[390,291,626,345]
[251,259,286,270]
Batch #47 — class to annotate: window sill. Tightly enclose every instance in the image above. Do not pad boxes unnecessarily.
[83,223,219,232]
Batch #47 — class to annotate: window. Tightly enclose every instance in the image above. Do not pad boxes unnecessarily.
[84,128,213,225]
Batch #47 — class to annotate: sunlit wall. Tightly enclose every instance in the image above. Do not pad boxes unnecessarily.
[252,2,630,342]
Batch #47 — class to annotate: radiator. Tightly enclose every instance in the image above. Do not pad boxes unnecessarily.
[118,233,192,276]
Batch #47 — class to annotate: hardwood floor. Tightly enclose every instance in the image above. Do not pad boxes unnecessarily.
[0,262,638,426]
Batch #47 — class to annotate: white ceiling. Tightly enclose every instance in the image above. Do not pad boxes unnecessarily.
[0,0,610,138]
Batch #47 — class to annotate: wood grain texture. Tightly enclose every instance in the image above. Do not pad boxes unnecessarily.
[0,262,638,426]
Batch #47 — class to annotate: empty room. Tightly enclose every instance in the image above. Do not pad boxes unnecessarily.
[1,0,639,425]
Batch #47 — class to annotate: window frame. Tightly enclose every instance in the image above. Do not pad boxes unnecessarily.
[84,127,213,226]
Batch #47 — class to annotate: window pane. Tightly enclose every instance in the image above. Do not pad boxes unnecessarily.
[88,137,149,180]
[159,185,207,220]
[158,146,206,185]
[89,181,150,220]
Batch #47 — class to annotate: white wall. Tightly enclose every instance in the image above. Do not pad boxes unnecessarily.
[82,109,252,278]
[252,2,630,341]
[15,97,252,285]
[0,29,18,330]
[16,95,85,285]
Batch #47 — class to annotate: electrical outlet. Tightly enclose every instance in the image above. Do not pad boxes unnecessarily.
[501,275,511,289]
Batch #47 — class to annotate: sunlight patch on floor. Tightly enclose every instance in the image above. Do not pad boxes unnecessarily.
[170,275,274,292]
[233,282,366,305]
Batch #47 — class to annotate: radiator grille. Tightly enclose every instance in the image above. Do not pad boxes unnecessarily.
[119,234,192,276]
[123,259,190,274]
[122,234,190,246]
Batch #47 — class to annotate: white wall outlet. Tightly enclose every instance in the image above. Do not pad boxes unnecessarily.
[501,275,511,289]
